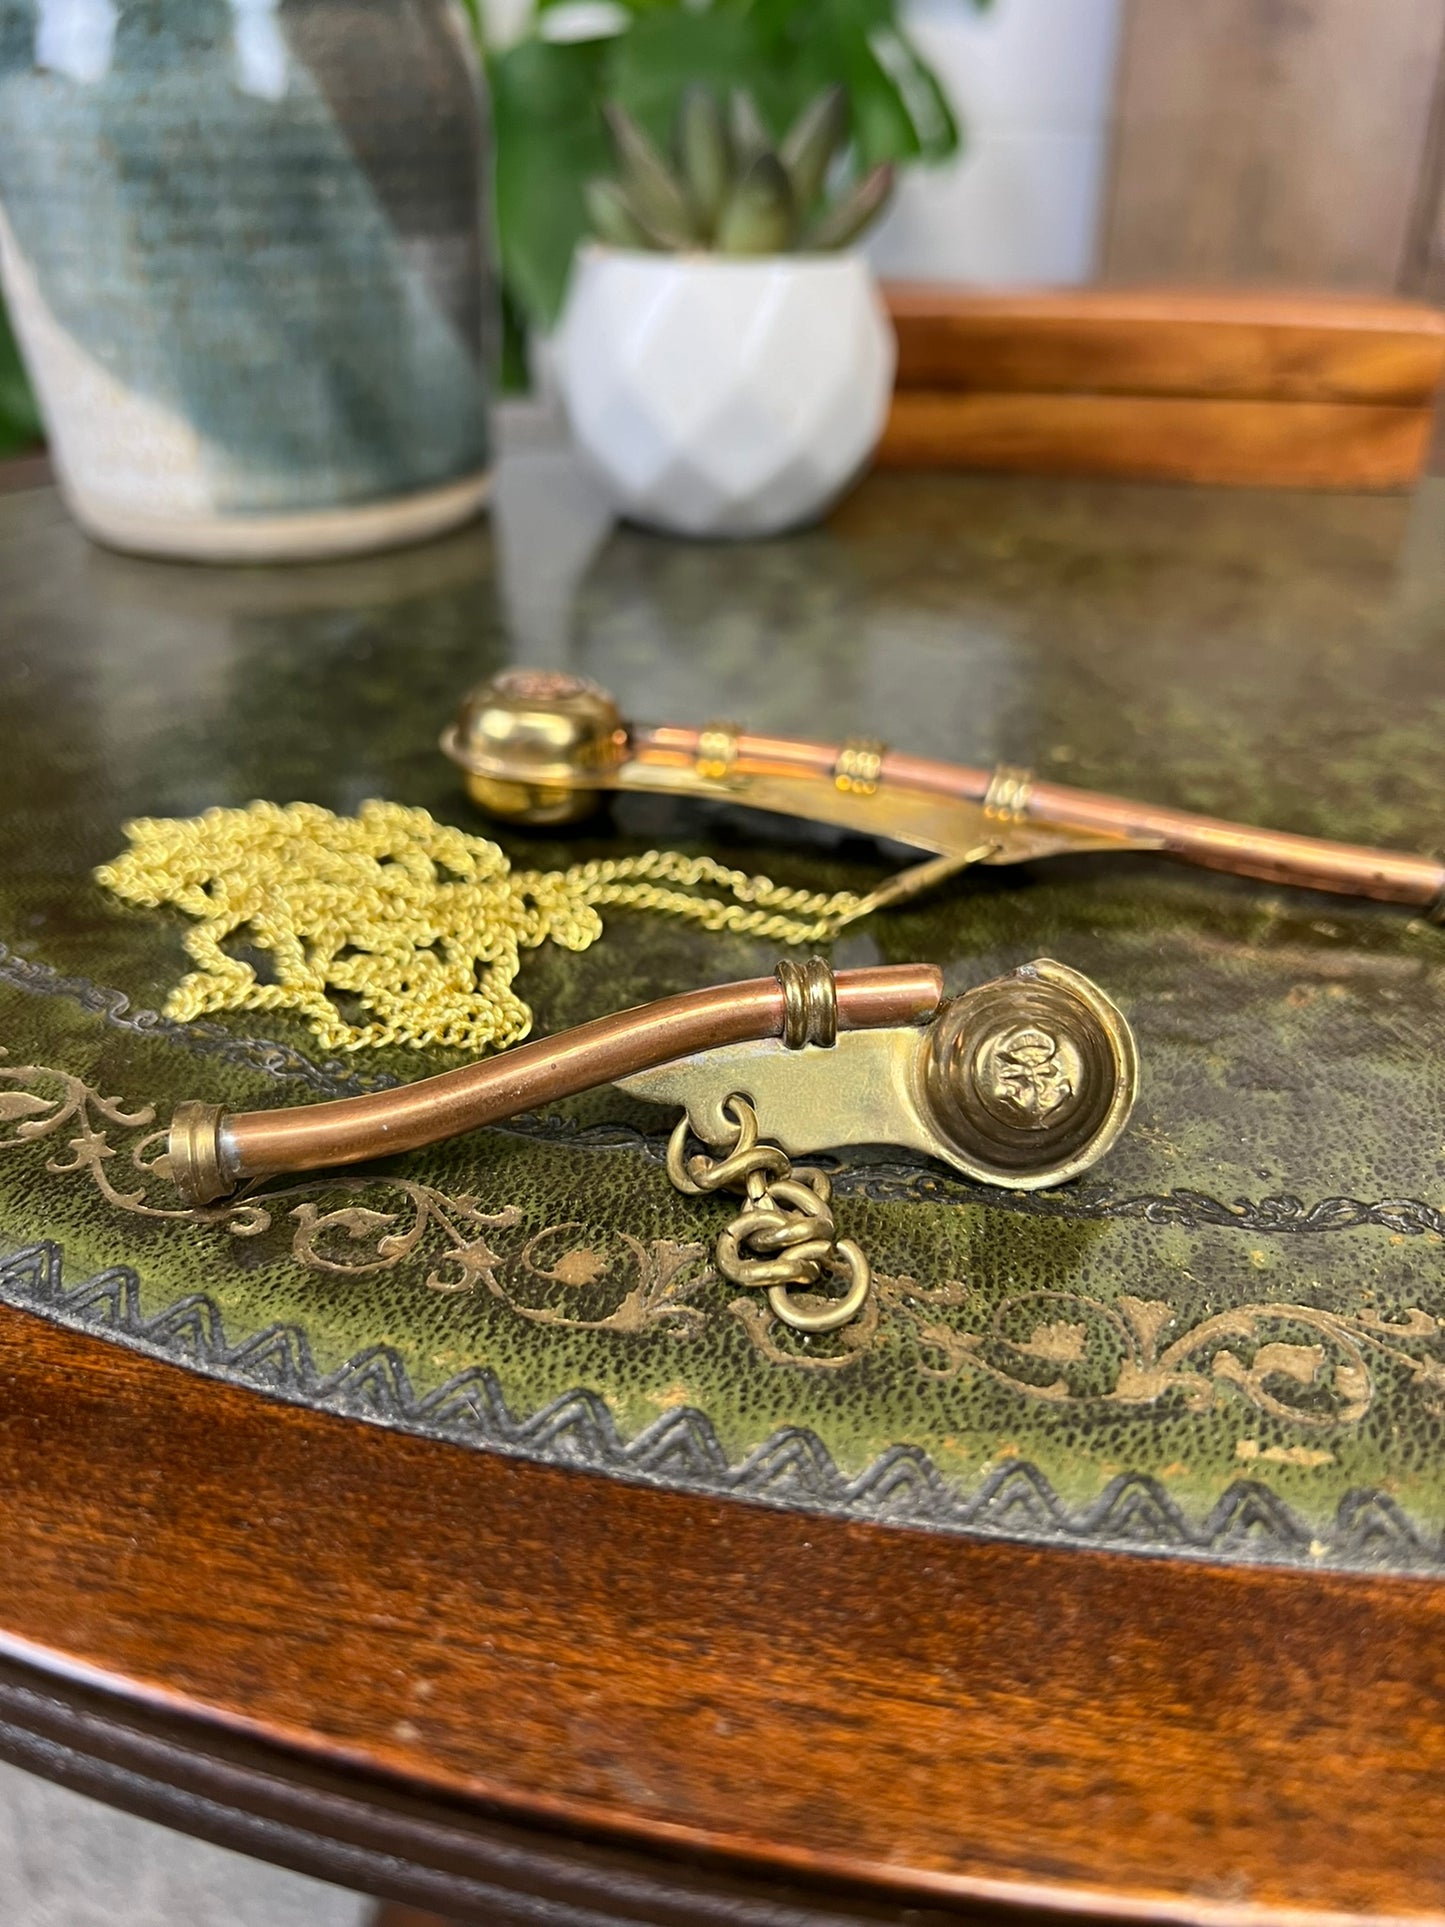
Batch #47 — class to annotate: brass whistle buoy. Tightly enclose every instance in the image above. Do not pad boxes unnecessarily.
[442,667,1445,921]
[167,956,1137,1334]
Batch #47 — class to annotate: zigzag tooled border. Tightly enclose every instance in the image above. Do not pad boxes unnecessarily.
[1,1240,1438,1575]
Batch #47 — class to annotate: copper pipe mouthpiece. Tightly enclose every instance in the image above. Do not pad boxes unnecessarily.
[166,963,944,1208]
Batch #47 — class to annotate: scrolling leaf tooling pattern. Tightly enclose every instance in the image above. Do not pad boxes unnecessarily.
[4,1049,1445,1428]
[732,1277,1443,1428]
[0,1054,708,1338]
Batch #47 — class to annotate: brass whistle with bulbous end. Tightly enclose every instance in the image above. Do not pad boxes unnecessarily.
[166,955,1137,1334]
[441,668,1445,922]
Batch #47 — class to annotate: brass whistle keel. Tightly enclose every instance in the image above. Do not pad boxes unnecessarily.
[167,956,1137,1334]
[442,668,1445,921]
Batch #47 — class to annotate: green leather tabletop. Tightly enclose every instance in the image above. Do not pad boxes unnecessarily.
[2,458,1444,1572]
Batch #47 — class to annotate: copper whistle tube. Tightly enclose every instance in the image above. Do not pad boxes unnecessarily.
[640,726,1445,912]
[168,963,943,1207]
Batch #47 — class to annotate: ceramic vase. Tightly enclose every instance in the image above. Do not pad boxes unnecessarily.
[555,247,896,539]
[0,0,492,561]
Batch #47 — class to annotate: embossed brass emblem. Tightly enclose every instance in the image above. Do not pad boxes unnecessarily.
[978,1024,1074,1125]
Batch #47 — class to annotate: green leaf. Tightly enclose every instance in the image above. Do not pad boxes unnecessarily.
[606,11,765,146]
[837,27,922,164]
[583,176,657,249]
[805,159,893,249]
[0,298,40,456]
[498,284,531,395]
[780,83,848,213]
[563,0,677,17]
[489,0,963,313]
[674,84,733,240]
[863,25,959,161]
[728,86,774,169]
[602,101,697,246]
[715,152,795,254]
[785,0,960,166]
[489,37,612,325]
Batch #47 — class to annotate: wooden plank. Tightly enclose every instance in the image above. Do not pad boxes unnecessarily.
[1103,0,1445,291]
[885,285,1445,404]
[877,392,1434,490]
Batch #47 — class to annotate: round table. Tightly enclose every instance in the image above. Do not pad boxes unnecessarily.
[1,462,1443,1923]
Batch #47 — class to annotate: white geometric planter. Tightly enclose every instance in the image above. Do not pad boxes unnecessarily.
[555,246,896,538]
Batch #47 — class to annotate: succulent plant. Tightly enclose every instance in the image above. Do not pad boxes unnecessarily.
[584,85,894,257]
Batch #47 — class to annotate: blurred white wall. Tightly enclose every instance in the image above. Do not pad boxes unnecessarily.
[866,0,1124,285]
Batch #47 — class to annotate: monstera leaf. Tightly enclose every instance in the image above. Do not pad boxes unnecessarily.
[491,34,614,331]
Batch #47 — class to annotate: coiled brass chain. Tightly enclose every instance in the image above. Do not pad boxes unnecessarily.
[666,1095,871,1333]
[94,801,869,1056]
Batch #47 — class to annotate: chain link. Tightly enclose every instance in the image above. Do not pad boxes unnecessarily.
[666,1095,871,1333]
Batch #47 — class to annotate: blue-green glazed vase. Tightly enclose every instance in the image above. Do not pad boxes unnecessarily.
[0,0,492,559]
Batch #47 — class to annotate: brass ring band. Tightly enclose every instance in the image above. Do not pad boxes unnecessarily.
[984,764,1034,824]
[776,957,838,1050]
[696,722,740,783]
[834,738,886,797]
[168,1100,231,1208]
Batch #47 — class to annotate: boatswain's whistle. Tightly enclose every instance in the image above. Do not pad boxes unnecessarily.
[441,668,1445,922]
[166,957,1137,1333]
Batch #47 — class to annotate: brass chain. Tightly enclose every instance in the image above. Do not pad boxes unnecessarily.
[566,849,865,948]
[95,802,869,1056]
[666,1095,871,1333]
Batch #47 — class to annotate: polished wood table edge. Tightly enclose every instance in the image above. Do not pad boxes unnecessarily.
[0,1676,1418,1927]
[3,1300,1445,1926]
[0,1572,1423,1927]
[0,1654,998,1927]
